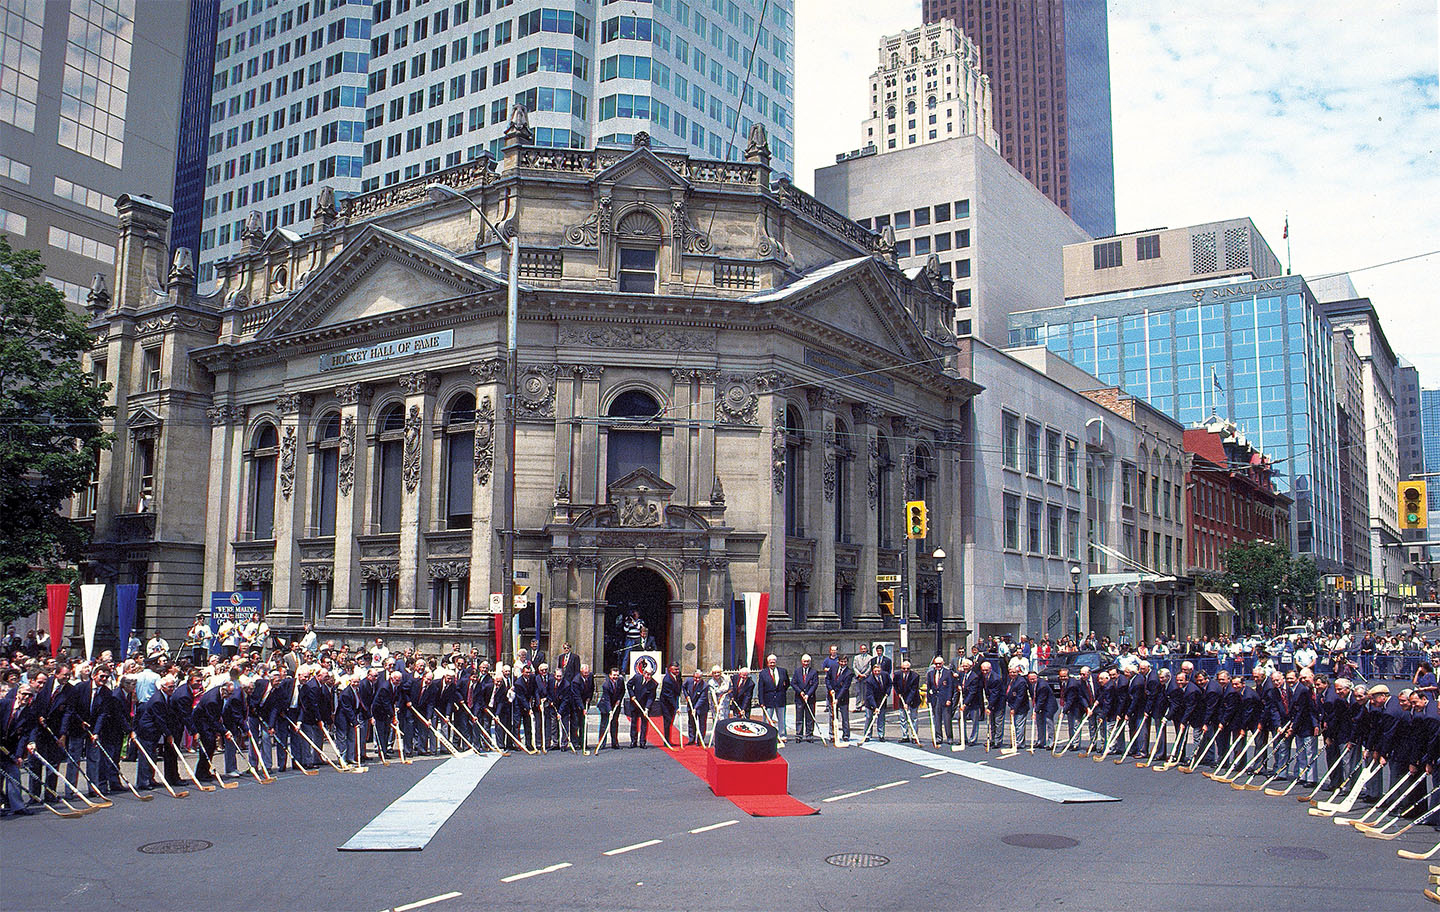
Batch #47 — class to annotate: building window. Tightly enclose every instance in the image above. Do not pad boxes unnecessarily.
[606,389,662,484]
[877,435,894,548]
[1048,505,1063,557]
[444,394,476,529]
[143,347,162,390]
[430,576,468,625]
[248,423,279,540]
[1136,234,1160,261]
[1093,240,1122,270]
[1003,492,1020,550]
[1024,420,1041,475]
[1045,430,1060,483]
[373,404,405,533]
[1001,412,1019,469]
[1067,509,1081,560]
[1065,438,1079,488]
[133,437,155,511]
[303,579,332,623]
[313,412,341,536]
[1026,498,1042,553]
[783,406,805,536]
[618,246,657,293]
[363,579,397,625]
[1121,463,1133,506]
[834,421,850,543]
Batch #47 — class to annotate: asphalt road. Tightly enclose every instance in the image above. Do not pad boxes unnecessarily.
[2,725,1435,912]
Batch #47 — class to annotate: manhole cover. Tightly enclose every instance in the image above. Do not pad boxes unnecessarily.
[1001,833,1079,850]
[825,853,890,868]
[138,839,213,855]
[1265,846,1327,861]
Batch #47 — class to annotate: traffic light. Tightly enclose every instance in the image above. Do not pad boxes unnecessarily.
[1399,480,1427,530]
[879,587,896,615]
[905,500,928,540]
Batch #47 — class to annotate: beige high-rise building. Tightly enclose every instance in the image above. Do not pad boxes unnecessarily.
[856,21,998,158]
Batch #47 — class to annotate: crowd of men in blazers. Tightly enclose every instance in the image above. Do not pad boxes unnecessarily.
[4,634,1440,829]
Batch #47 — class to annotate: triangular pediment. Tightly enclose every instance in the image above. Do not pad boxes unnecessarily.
[606,466,675,496]
[256,225,502,338]
[760,257,936,361]
[595,148,690,193]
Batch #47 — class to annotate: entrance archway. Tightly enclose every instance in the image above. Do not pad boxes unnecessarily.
[602,566,671,672]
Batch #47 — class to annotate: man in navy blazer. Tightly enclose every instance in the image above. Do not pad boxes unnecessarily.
[757,655,790,736]
[792,655,820,742]
[831,656,855,741]
[861,663,890,741]
[926,657,956,745]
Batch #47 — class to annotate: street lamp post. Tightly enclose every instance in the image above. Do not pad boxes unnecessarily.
[1070,564,1081,646]
[1232,581,1241,634]
[932,548,946,659]
[426,181,520,660]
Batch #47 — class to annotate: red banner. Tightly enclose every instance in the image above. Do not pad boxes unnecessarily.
[46,584,71,658]
[493,614,503,666]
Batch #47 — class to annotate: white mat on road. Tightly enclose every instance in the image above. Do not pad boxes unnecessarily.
[861,741,1119,804]
[339,753,501,851]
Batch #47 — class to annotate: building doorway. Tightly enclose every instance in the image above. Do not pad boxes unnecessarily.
[603,566,671,671]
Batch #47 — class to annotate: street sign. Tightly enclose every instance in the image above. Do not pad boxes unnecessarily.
[876,574,901,583]
[898,615,909,650]
[488,593,503,614]
[513,593,529,611]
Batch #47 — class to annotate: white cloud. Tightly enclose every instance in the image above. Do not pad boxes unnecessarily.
[793,0,1440,379]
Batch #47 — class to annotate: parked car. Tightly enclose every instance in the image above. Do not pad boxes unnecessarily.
[1039,650,1116,686]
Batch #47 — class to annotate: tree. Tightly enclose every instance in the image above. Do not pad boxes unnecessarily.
[0,236,112,624]
[1218,539,1291,630]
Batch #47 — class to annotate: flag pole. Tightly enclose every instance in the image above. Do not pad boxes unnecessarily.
[1284,213,1291,275]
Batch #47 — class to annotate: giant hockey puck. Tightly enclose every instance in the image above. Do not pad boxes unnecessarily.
[712,718,780,762]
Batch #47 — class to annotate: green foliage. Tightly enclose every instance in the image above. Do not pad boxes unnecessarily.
[0,236,112,623]
[1216,539,1317,627]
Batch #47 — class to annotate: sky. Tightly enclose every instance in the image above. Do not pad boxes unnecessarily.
[793,0,1440,382]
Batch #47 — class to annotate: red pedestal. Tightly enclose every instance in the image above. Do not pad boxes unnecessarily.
[704,752,789,797]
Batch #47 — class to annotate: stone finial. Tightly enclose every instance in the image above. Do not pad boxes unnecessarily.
[240,210,265,253]
[86,272,111,316]
[876,225,897,263]
[168,247,195,284]
[924,253,944,281]
[744,123,771,167]
[632,131,651,149]
[505,104,533,147]
[710,475,726,505]
[315,185,338,230]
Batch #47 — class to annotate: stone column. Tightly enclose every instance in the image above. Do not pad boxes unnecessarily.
[268,392,311,626]
[670,370,695,504]
[808,390,840,628]
[328,382,371,626]
[393,371,438,627]
[854,404,883,625]
[467,359,503,625]
[203,400,243,596]
[937,428,966,648]
[759,373,787,636]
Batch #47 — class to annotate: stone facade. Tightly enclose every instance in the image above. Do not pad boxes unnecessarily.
[78,126,980,673]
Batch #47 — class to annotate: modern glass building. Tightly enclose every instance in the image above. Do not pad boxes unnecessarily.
[1009,273,1342,568]
[197,0,796,287]
[1422,387,1440,527]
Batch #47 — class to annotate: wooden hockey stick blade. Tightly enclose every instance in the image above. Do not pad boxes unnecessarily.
[1424,887,1440,905]
[1399,845,1440,860]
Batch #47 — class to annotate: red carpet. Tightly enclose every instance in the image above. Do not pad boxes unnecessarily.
[661,745,818,817]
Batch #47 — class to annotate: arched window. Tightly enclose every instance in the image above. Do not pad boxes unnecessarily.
[606,389,661,483]
[877,434,894,548]
[907,99,917,115]
[615,210,662,293]
[248,423,279,540]
[886,104,896,119]
[313,412,341,536]
[444,393,476,529]
[910,46,918,62]
[927,95,937,110]
[783,406,805,536]
[373,403,405,534]
[890,52,899,68]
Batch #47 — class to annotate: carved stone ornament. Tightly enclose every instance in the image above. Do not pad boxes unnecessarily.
[515,366,557,419]
[714,376,759,426]
[823,451,837,503]
[756,213,791,264]
[398,371,437,395]
[334,382,370,406]
[558,326,715,352]
[555,474,570,502]
[473,395,494,486]
[234,566,273,584]
[710,475,725,505]
[867,435,879,507]
[672,199,712,254]
[300,564,334,582]
[276,392,308,415]
[744,123,772,166]
[772,426,787,495]
[619,487,663,527]
[338,415,356,496]
[565,195,611,247]
[469,358,505,384]
[359,563,400,581]
[279,426,297,500]
[207,403,242,426]
[427,559,470,580]
[402,404,423,493]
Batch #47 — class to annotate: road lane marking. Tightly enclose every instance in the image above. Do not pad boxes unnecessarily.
[391,892,462,912]
[501,863,571,883]
[603,839,662,856]
[689,820,739,834]
[340,754,501,851]
[822,789,870,803]
[861,741,1120,803]
[874,779,909,790]
[921,770,948,778]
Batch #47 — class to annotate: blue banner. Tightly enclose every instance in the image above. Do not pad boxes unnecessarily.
[116,584,139,657]
[209,591,263,633]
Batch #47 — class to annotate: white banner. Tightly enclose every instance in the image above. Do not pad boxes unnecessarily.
[80,584,106,660]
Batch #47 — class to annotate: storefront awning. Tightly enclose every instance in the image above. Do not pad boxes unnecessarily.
[1088,572,1177,591]
[1198,591,1237,614]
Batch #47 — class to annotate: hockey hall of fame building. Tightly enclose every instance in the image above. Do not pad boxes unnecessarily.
[79,117,980,673]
